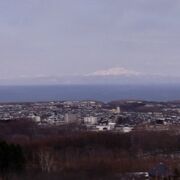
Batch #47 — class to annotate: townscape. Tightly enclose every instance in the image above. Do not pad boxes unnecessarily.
[1,100,180,133]
[1,100,180,179]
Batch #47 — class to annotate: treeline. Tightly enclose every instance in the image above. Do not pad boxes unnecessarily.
[1,120,180,179]
[0,141,25,180]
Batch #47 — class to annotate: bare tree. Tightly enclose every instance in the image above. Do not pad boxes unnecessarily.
[37,148,56,173]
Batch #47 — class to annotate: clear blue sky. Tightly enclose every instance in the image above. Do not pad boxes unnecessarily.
[0,0,180,80]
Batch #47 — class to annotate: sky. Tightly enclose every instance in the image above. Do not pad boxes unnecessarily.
[1,0,180,81]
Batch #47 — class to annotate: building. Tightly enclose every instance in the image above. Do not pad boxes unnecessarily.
[64,113,78,123]
[84,116,98,125]
[116,106,121,114]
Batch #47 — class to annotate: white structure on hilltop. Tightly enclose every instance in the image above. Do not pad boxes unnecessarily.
[84,116,98,125]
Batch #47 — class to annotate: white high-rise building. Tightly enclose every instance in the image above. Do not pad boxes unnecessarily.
[116,106,121,114]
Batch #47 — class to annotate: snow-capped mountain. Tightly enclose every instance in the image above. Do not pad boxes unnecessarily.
[86,67,141,77]
[0,67,179,85]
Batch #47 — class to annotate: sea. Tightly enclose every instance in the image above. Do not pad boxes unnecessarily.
[0,84,180,103]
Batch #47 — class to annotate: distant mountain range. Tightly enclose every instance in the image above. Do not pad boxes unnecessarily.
[0,67,179,85]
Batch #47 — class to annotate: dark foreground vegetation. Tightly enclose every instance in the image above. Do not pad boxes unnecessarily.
[1,120,180,179]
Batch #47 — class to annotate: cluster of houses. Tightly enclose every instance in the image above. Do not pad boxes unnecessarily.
[0,100,180,133]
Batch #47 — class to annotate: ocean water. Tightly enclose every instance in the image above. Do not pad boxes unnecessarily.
[0,84,180,103]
